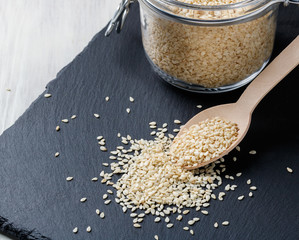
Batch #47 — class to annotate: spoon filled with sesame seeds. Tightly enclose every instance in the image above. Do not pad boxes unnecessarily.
[171,36,299,170]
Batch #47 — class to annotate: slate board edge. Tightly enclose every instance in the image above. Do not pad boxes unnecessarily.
[0,24,107,240]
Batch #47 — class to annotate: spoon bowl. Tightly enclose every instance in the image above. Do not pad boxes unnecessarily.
[175,36,299,170]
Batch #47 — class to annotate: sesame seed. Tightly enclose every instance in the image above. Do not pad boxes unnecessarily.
[193,217,200,222]
[174,120,181,124]
[66,177,73,181]
[166,223,173,228]
[154,235,159,240]
[238,195,244,201]
[105,96,110,101]
[102,163,109,167]
[236,146,240,151]
[56,126,60,131]
[183,227,189,231]
[80,198,87,203]
[100,146,107,152]
[154,217,161,223]
[55,152,60,157]
[71,115,76,119]
[72,227,78,233]
[44,93,52,98]
[188,220,195,226]
[107,190,113,194]
[233,157,237,161]
[100,212,105,218]
[126,108,131,114]
[176,215,183,221]
[190,229,194,235]
[129,97,134,102]
[133,223,141,228]
[104,200,111,205]
[173,129,180,132]
[249,192,253,197]
[196,105,202,108]
[222,221,229,226]
[96,209,100,215]
[183,210,190,215]
[61,119,68,123]
[236,172,242,177]
[165,217,170,223]
[91,177,98,181]
[150,125,156,129]
[201,210,208,215]
[130,213,137,218]
[94,113,100,118]
[249,150,256,155]
[103,194,108,200]
[247,179,251,185]
[214,222,218,228]
[250,186,257,190]
[86,226,91,232]
[287,167,293,173]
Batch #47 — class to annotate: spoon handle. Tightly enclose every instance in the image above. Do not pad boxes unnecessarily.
[236,36,299,114]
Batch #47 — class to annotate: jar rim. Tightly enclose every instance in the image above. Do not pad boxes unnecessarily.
[140,0,282,25]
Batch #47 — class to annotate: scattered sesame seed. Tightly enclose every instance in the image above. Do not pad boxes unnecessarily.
[250,186,257,190]
[44,93,52,98]
[196,105,202,109]
[249,150,256,155]
[190,229,194,235]
[287,167,293,173]
[182,210,190,215]
[193,217,200,222]
[165,217,170,223]
[201,210,208,215]
[174,120,181,124]
[103,194,108,200]
[247,179,251,184]
[129,97,134,102]
[94,113,100,118]
[126,108,131,114]
[233,156,237,161]
[188,220,195,226]
[66,177,73,181]
[154,217,161,223]
[214,222,218,228]
[176,215,183,221]
[238,195,244,201]
[91,177,98,181]
[80,198,87,203]
[222,221,229,226]
[61,119,69,123]
[133,223,141,228]
[104,200,111,205]
[107,190,113,194]
[96,209,100,215]
[236,146,241,151]
[102,163,109,167]
[72,227,78,233]
[236,172,242,177]
[100,212,105,218]
[173,129,180,133]
[183,227,189,231]
[97,136,103,140]
[71,115,76,119]
[105,96,110,101]
[56,126,60,131]
[154,235,159,240]
[100,146,107,152]
[166,223,173,228]
[86,226,91,232]
[130,213,138,218]
[55,152,60,157]
[249,192,253,197]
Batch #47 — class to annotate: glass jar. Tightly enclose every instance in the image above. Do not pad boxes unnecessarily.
[106,0,298,93]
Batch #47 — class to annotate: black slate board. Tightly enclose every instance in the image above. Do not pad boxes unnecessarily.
[0,3,299,240]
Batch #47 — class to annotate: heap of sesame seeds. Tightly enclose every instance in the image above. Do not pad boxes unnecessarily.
[170,117,239,168]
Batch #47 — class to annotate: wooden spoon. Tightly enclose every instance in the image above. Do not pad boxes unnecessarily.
[175,36,299,170]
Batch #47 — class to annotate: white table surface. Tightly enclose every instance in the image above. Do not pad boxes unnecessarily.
[0,0,119,239]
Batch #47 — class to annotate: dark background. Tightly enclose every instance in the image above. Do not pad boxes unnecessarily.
[0,3,298,240]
